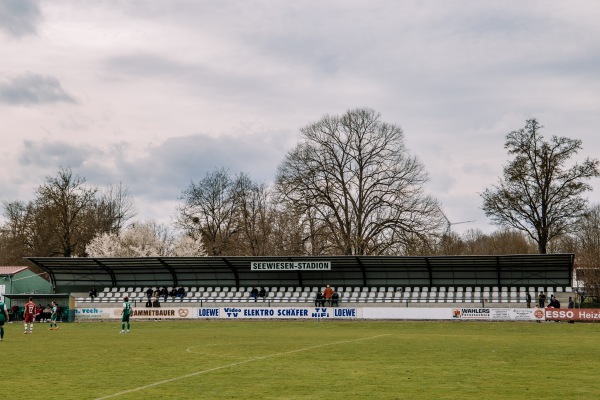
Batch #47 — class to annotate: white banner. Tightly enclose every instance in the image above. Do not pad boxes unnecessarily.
[74,306,544,321]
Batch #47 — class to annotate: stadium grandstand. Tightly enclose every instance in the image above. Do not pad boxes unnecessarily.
[26,254,575,309]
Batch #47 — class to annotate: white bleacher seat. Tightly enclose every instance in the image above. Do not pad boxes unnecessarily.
[103,287,110,293]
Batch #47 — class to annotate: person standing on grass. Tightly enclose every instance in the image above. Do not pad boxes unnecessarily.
[0,299,9,341]
[568,296,575,324]
[23,297,36,334]
[120,296,132,334]
[49,301,59,331]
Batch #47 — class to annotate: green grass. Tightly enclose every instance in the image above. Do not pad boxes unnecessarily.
[1,320,599,399]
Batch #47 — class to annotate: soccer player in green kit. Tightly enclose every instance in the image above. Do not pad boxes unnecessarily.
[49,301,59,330]
[120,296,132,334]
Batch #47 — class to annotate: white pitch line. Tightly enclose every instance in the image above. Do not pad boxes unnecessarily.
[95,334,390,400]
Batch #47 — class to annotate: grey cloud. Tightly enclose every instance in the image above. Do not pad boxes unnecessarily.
[12,131,291,215]
[0,72,77,106]
[0,0,41,38]
[18,140,99,170]
[115,131,293,203]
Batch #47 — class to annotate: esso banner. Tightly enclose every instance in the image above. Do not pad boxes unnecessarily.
[545,308,600,321]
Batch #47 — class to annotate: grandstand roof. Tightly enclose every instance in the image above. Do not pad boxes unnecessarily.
[0,266,29,276]
[27,254,575,292]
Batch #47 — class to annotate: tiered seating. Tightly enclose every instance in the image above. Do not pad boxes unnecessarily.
[75,285,575,306]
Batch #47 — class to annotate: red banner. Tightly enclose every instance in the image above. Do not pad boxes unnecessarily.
[545,308,600,321]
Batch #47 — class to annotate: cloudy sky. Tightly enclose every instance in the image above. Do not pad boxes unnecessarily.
[1,0,599,234]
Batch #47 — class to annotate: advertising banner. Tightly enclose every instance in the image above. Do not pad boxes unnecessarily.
[363,307,543,321]
[545,308,600,321]
[74,307,112,320]
[74,306,549,321]
[217,306,361,319]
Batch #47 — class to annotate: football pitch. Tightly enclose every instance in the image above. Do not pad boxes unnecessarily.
[1,320,598,399]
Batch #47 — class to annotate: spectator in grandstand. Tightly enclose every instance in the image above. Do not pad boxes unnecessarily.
[177,287,185,299]
[160,287,168,301]
[250,287,259,301]
[49,301,59,331]
[146,287,154,303]
[331,290,339,307]
[525,292,532,308]
[258,287,266,298]
[89,287,97,299]
[152,297,161,307]
[323,285,333,306]
[23,297,36,334]
[315,290,324,307]
[120,296,132,334]
[0,298,9,341]
[547,297,560,308]
[538,292,546,308]
[169,287,178,298]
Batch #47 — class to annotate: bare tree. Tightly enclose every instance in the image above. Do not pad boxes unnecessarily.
[235,176,274,256]
[177,168,241,256]
[0,167,135,260]
[275,107,445,255]
[481,119,599,253]
[569,204,600,301]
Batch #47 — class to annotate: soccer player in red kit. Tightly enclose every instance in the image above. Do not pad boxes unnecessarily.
[23,297,36,334]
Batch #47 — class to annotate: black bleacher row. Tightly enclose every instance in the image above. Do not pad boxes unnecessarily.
[76,285,573,305]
